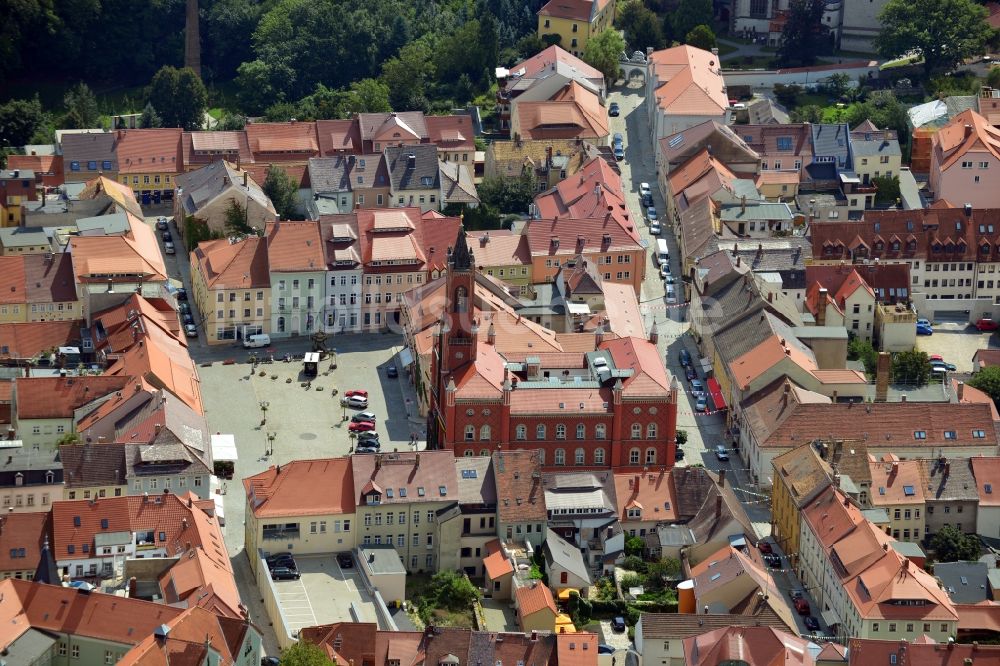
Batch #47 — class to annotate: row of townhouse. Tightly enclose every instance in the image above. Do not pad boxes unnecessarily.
[189,155,648,343]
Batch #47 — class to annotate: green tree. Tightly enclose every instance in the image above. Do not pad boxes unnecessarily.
[930,525,981,562]
[625,535,645,557]
[685,25,717,51]
[790,104,824,123]
[891,350,931,386]
[875,0,991,77]
[988,66,1000,90]
[872,174,901,206]
[349,78,392,114]
[672,0,713,45]
[139,103,162,129]
[616,0,666,51]
[263,165,299,220]
[647,557,682,582]
[969,366,1000,407]
[280,641,335,666]
[844,91,911,146]
[236,59,295,116]
[477,174,537,213]
[184,216,224,251]
[848,337,878,376]
[382,38,436,111]
[772,83,802,107]
[0,97,45,149]
[621,555,647,572]
[204,0,263,80]
[777,0,831,67]
[515,34,547,61]
[826,72,852,100]
[675,429,688,446]
[223,199,257,236]
[583,29,627,85]
[0,0,58,79]
[63,82,100,129]
[148,66,208,130]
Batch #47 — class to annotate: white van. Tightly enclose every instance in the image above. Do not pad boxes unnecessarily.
[243,334,271,349]
[656,238,670,266]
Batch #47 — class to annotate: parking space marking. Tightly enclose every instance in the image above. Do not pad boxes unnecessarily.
[275,579,318,627]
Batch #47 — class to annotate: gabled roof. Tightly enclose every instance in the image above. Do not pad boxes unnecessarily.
[350,450,459,507]
[103,332,203,414]
[15,375,132,420]
[61,133,117,171]
[22,251,78,305]
[509,45,603,82]
[848,638,1000,666]
[515,81,609,140]
[78,175,144,219]
[244,458,355,518]
[59,443,128,488]
[0,321,81,361]
[192,236,270,290]
[771,444,832,508]
[544,528,592,585]
[971,456,1000,506]
[358,112,427,143]
[439,160,479,205]
[515,580,557,616]
[174,159,274,216]
[245,121,319,157]
[934,109,1000,171]
[265,221,325,273]
[600,336,671,395]
[648,45,729,118]
[0,512,49,573]
[537,0,598,21]
[613,470,677,522]
[182,130,254,168]
[384,144,440,191]
[69,225,167,284]
[114,128,183,174]
[683,626,820,666]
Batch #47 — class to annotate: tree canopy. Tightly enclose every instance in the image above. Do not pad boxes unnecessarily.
[968,366,1000,409]
[263,165,299,220]
[875,0,991,77]
[0,98,45,149]
[583,29,627,85]
[685,25,717,51]
[616,0,667,51]
[671,0,713,45]
[930,525,981,562]
[891,350,931,386]
[280,642,335,666]
[63,83,100,130]
[777,0,832,67]
[147,66,208,131]
[844,91,911,146]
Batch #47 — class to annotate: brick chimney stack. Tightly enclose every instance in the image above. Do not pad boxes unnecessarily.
[875,351,891,402]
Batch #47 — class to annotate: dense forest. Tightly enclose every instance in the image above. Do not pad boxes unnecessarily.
[0,0,546,120]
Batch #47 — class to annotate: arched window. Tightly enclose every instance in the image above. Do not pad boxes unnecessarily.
[480,425,491,440]
[594,448,605,464]
[464,425,474,441]
[277,316,286,333]
[463,449,473,457]
[455,286,468,313]
[536,424,546,440]
[480,449,490,456]
[647,423,657,439]
[645,448,657,464]
[595,424,606,440]
[516,425,527,440]
[576,424,586,439]
[629,448,640,464]
[554,449,566,465]
[45,471,54,484]
[556,424,566,440]
[575,448,585,465]
[631,423,642,439]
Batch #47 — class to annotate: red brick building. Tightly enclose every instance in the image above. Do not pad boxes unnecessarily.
[425,227,677,470]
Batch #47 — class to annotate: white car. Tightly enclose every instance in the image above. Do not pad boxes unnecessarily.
[650,222,661,236]
[665,285,677,303]
[341,395,369,409]
[659,264,671,278]
[639,182,651,198]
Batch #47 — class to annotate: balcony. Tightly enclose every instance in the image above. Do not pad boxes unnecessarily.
[263,528,300,541]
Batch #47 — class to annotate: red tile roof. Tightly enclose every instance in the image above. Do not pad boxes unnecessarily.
[264,221,325,272]
[15,375,132,419]
[971,457,1000,506]
[191,236,269,289]
[0,512,49,573]
[316,119,361,155]
[869,459,925,506]
[425,115,475,150]
[683,626,819,666]
[934,109,1000,170]
[848,637,1000,666]
[0,256,26,305]
[0,321,81,360]
[613,470,678,522]
[515,81,609,141]
[115,128,183,174]
[299,622,378,665]
[556,632,598,666]
[245,122,319,159]
[181,130,254,169]
[483,539,514,580]
[516,580,557,617]
[23,252,77,304]
[355,208,462,273]
[350,450,458,507]
[648,45,729,118]
[244,458,355,518]
[494,450,548,523]
[601,336,672,395]
[511,45,603,81]
[801,485,866,548]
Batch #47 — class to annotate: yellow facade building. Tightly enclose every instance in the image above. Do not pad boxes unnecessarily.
[537,0,616,57]
[770,444,832,564]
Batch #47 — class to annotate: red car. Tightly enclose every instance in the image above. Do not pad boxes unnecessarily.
[345,389,369,398]
[348,421,376,432]
[976,318,999,331]
[794,597,810,616]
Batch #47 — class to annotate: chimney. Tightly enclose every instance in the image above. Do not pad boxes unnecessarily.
[741,195,746,213]
[965,124,974,138]
[965,203,973,217]
[875,351,890,402]
[817,288,828,326]
[957,381,965,402]
[415,453,421,468]
[715,494,723,519]
[487,321,496,345]
[649,323,658,345]
[128,577,137,597]
[531,631,538,642]
[736,255,741,267]
[767,291,773,303]
[243,170,248,188]
[546,146,553,166]
[718,468,726,487]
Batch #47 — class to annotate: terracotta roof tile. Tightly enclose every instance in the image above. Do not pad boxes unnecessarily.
[649,45,729,118]
[801,485,866,548]
[315,119,361,155]
[683,626,820,666]
[613,470,677,522]
[60,444,128,488]
[0,256,26,305]
[115,128,183,174]
[245,122,319,159]
[537,0,594,21]
[265,221,325,272]
[494,450,547,523]
[771,444,832,508]
[0,512,49,574]
[848,637,1000,666]
[182,131,254,169]
[192,236,269,289]
[483,539,514,580]
[22,253,77,304]
[350,450,458,507]
[869,458,926,506]
[15,375,132,419]
[971,456,1000,506]
[515,580,557,617]
[244,458,355,518]
[515,82,609,141]
[299,622,378,665]
[0,321,81,360]
[556,632,597,666]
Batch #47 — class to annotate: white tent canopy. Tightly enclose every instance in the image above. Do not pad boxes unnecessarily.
[211,433,238,462]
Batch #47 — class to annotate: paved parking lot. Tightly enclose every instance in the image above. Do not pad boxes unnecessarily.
[270,555,381,635]
[914,322,998,373]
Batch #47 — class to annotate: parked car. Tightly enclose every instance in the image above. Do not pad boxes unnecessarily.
[679,349,691,366]
[156,217,169,230]
[695,395,708,412]
[929,354,944,362]
[804,616,820,631]
[639,182,651,198]
[355,445,379,453]
[337,552,353,568]
[179,302,191,314]
[164,241,175,254]
[175,288,188,301]
[341,395,369,409]
[357,430,380,440]
[613,132,623,146]
[684,365,697,381]
[270,567,300,581]
[344,389,368,398]
[664,275,676,285]
[641,192,653,207]
[387,365,399,378]
[161,231,172,242]
[261,657,281,666]
[646,206,659,222]
[976,318,999,331]
[613,145,625,160]
[665,285,676,304]
[715,444,729,461]
[917,318,932,328]
[916,323,934,335]
[351,412,377,423]
[608,102,620,117]
[182,313,194,325]
[184,324,198,338]
[689,378,705,395]
[931,361,957,372]
[266,554,296,569]
[794,597,810,615]
[650,222,661,235]
[348,420,376,432]
[611,616,626,632]
[659,263,671,278]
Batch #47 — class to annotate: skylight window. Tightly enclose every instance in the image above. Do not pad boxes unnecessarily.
[944,431,956,440]
[986,483,993,494]
[417,487,425,497]
[710,573,722,581]
[439,485,447,496]
[399,488,407,497]
[974,430,986,438]
[879,487,885,495]
[386,488,393,498]
[903,485,915,496]
[913,431,926,439]
[461,469,478,479]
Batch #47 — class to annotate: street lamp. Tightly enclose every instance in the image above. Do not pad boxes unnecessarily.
[349,432,357,453]
[266,431,276,457]
[259,400,269,426]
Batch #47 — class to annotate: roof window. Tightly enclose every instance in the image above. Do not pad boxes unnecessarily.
[903,485,915,496]
[439,485,447,496]
[944,430,956,439]
[417,487,425,497]
[913,431,926,439]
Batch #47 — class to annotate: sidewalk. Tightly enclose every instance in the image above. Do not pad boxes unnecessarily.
[389,345,428,443]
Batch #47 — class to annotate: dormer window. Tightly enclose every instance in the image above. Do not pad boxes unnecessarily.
[907,240,917,252]
[891,241,900,251]
[366,492,382,505]
[874,241,884,252]
[627,508,641,519]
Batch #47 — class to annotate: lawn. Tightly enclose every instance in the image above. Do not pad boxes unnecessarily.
[715,41,738,58]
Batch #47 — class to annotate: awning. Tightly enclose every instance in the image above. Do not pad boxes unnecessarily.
[707,377,727,411]
[398,347,414,368]
[556,588,579,600]
[821,609,840,627]
[211,434,238,462]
